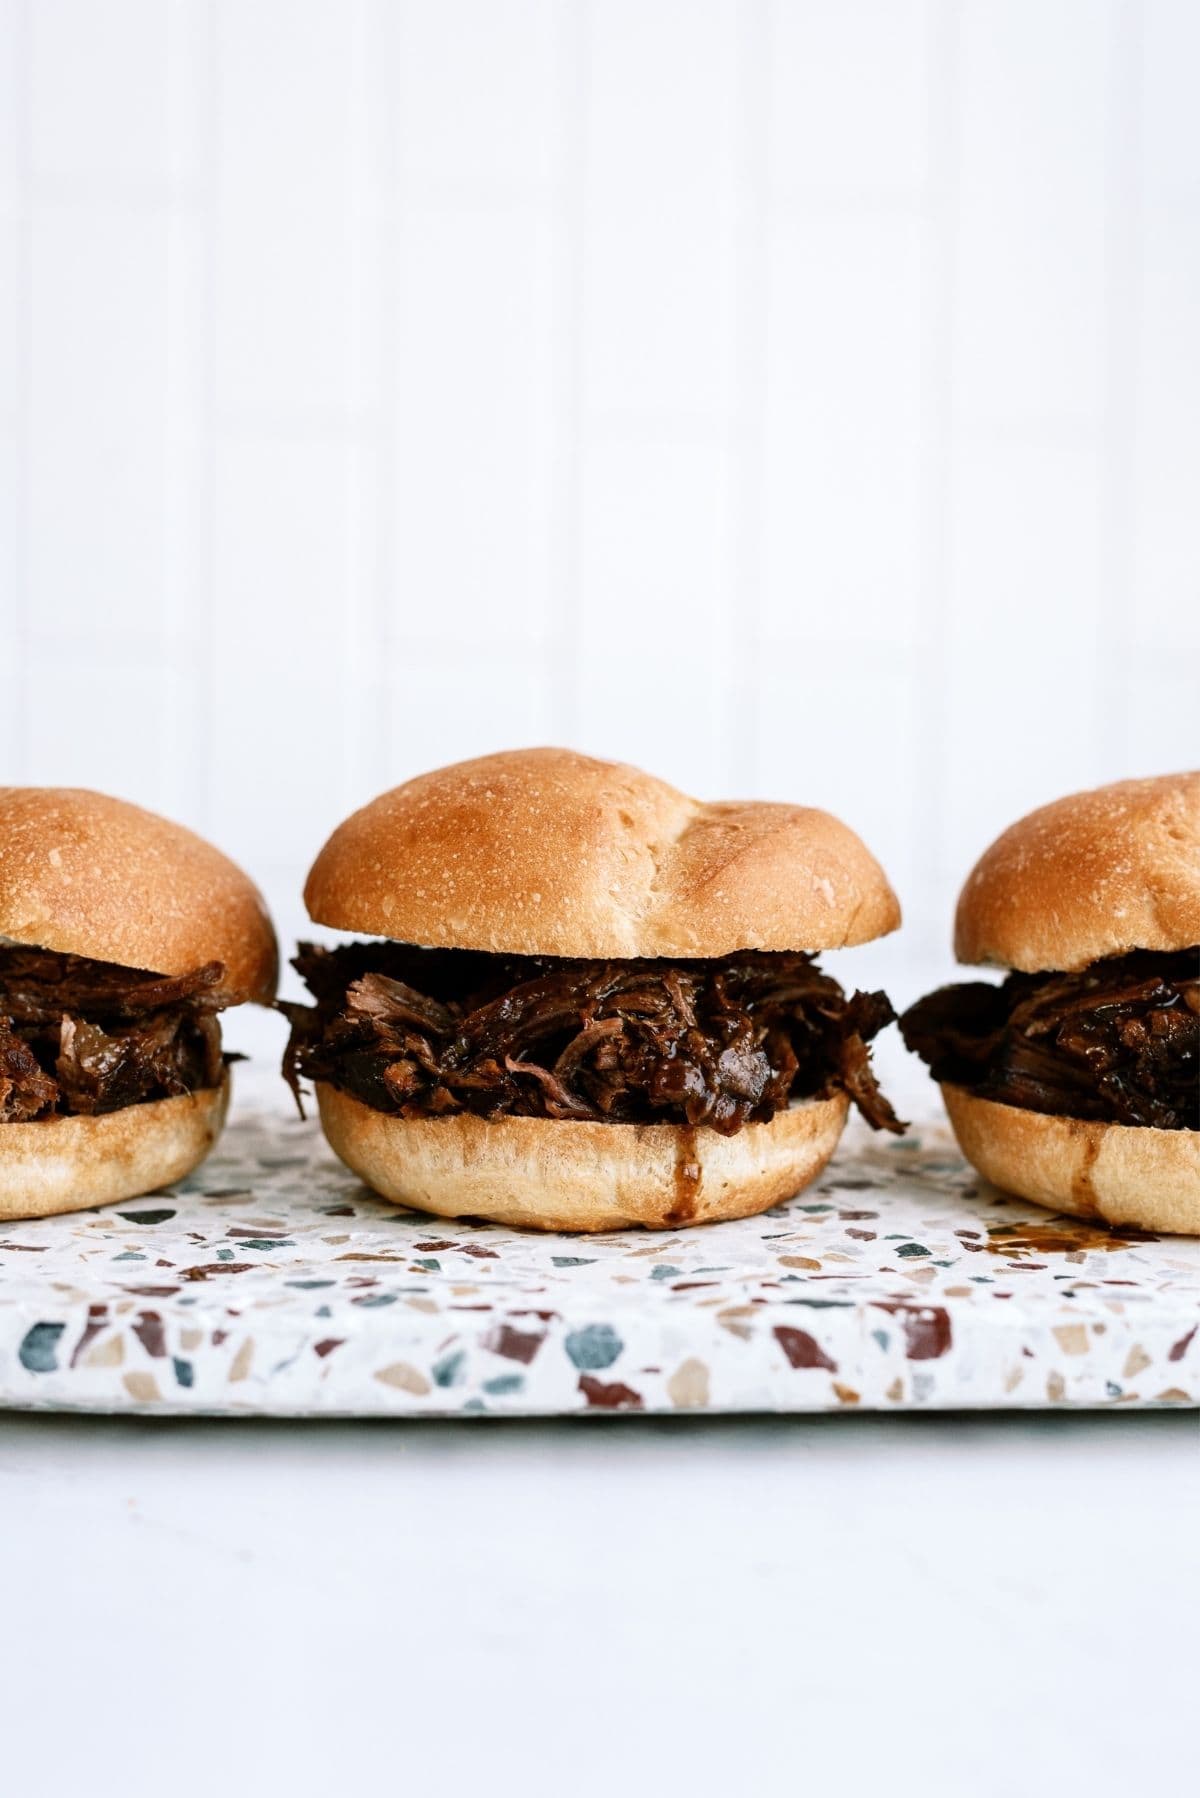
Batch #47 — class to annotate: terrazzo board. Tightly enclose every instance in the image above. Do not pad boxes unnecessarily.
[1,1065,1197,1415]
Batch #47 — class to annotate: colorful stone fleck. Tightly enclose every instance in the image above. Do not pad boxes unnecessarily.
[0,1065,1197,1415]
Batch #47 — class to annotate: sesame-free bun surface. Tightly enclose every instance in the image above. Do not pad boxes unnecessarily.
[0,1074,230,1221]
[305,748,900,958]
[955,772,1200,973]
[0,788,277,1002]
[316,1082,849,1232]
[942,1084,1200,1236]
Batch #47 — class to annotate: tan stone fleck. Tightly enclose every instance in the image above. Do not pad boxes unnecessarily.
[375,1362,431,1395]
[228,1338,254,1383]
[1123,1344,1152,1378]
[1046,1370,1066,1401]
[1053,1324,1089,1356]
[123,1371,161,1403]
[1004,1366,1023,1393]
[832,1382,860,1405]
[85,1335,124,1369]
[179,1328,203,1352]
[667,1358,710,1409]
[886,1377,904,1402]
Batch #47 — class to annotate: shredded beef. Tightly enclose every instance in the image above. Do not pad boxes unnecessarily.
[283,942,904,1136]
[900,948,1200,1130]
[0,945,232,1123]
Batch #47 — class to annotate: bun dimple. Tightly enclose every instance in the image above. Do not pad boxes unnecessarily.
[954,772,1200,972]
[0,788,278,1002]
[304,748,900,957]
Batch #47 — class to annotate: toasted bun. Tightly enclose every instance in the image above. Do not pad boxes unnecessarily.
[941,1083,1200,1235]
[304,748,900,958]
[955,772,1200,973]
[0,1075,230,1221]
[316,1081,849,1232]
[0,788,277,1002]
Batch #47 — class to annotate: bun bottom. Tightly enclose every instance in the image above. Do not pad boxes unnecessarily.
[316,1082,849,1232]
[0,1074,230,1221]
[941,1083,1200,1236]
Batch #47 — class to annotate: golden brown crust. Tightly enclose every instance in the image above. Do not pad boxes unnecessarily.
[304,748,900,957]
[954,772,1200,972]
[316,1081,850,1232]
[941,1083,1200,1235]
[0,1075,230,1221]
[0,788,278,1002]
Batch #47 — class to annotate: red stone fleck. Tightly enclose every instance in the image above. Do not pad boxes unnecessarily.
[482,1324,545,1365]
[875,1302,952,1360]
[314,1338,344,1358]
[1168,1324,1197,1363]
[579,1375,643,1410]
[132,1311,167,1359]
[773,1326,837,1372]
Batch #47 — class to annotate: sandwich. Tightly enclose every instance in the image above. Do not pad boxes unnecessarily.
[283,748,903,1231]
[901,773,1200,1234]
[0,787,277,1219]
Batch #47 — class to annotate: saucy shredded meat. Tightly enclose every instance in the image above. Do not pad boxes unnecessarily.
[283,942,904,1136]
[0,945,232,1122]
[900,948,1200,1130]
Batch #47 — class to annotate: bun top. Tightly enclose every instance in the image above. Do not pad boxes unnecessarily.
[955,772,1200,972]
[304,748,900,958]
[0,788,278,1003]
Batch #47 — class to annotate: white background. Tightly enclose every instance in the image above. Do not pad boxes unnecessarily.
[1,10,1197,1794]
[2,0,1198,994]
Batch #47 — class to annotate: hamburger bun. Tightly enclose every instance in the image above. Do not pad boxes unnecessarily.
[942,1082,1200,1235]
[316,1081,850,1232]
[955,771,1200,974]
[304,747,900,959]
[0,1073,230,1222]
[0,787,277,1002]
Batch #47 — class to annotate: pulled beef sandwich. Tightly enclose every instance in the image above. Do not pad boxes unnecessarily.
[284,749,903,1232]
[0,788,277,1220]
[901,773,1200,1235]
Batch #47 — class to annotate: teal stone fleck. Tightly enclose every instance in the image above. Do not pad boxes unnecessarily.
[797,1202,834,1213]
[315,1305,332,1318]
[783,1297,851,1310]
[112,1252,146,1262]
[871,1329,890,1351]
[353,1294,396,1309]
[19,1321,65,1373]
[463,1398,487,1413]
[650,1265,682,1281]
[216,1249,235,1262]
[565,1323,623,1370]
[117,1208,175,1225]
[239,1238,294,1250]
[414,1257,441,1272]
[551,1256,594,1267]
[483,1373,525,1396]
[286,1279,335,1290]
[173,1358,194,1388]
[432,1349,466,1388]
[896,1243,931,1259]
[1106,1381,1122,1397]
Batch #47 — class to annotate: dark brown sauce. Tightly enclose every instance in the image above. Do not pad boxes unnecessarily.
[666,1126,702,1224]
[1070,1131,1102,1216]
[984,1218,1158,1257]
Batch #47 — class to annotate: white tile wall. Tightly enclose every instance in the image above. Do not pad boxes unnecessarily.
[2,0,1198,997]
